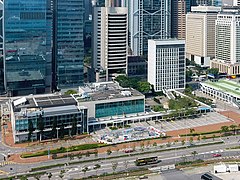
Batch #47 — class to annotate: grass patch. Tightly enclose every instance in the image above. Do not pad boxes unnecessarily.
[176,159,204,166]
[180,130,222,137]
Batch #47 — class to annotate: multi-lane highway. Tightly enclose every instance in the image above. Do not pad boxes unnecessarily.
[0,135,239,179]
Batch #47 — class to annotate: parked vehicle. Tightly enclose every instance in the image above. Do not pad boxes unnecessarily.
[214,164,229,173]
[212,153,221,157]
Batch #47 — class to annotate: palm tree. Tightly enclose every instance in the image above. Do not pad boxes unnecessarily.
[190,128,195,134]
[191,151,198,160]
[212,134,216,141]
[47,173,52,180]
[221,126,229,135]
[229,124,237,135]
[107,149,112,155]
[33,174,41,180]
[82,167,88,177]
[181,140,185,146]
[59,170,65,179]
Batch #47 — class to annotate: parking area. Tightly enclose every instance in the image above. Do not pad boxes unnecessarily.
[92,112,231,143]
[131,112,230,132]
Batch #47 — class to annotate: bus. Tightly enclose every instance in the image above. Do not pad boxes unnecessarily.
[135,156,161,166]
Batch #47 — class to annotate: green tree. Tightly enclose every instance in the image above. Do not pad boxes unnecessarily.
[48,173,52,180]
[51,117,57,139]
[191,151,198,160]
[229,124,237,135]
[190,128,195,134]
[59,170,65,179]
[33,174,41,180]
[212,134,216,141]
[137,81,150,93]
[181,140,185,146]
[64,89,77,95]
[37,114,44,141]
[207,68,219,77]
[82,167,88,177]
[71,116,77,136]
[221,126,229,135]
[107,149,112,155]
[28,119,34,141]
[189,137,194,145]
[94,164,101,175]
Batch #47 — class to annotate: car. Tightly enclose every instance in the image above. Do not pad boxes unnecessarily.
[212,153,221,157]
[124,149,134,153]
[201,173,213,180]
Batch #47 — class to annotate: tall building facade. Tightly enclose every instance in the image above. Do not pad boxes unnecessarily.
[128,0,171,56]
[172,0,186,40]
[186,6,221,67]
[53,0,84,89]
[4,0,51,96]
[92,6,128,81]
[148,39,185,92]
[233,0,240,6]
[0,0,4,94]
[211,11,240,75]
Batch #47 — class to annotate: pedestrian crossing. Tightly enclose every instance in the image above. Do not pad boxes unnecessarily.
[0,161,16,167]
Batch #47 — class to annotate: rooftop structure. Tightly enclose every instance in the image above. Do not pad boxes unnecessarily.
[76,81,143,102]
[10,94,87,143]
[75,81,145,119]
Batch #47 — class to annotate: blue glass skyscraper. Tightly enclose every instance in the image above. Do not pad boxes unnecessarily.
[4,0,50,96]
[53,0,84,89]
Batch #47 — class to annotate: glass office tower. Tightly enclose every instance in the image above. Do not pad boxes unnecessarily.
[53,0,84,89]
[4,0,50,96]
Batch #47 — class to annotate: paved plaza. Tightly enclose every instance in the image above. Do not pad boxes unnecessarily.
[92,112,231,142]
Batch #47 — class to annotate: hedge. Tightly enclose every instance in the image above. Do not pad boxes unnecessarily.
[21,143,106,158]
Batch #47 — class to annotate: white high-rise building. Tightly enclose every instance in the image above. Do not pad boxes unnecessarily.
[233,0,240,6]
[211,11,240,75]
[128,0,171,56]
[92,6,128,81]
[148,39,185,92]
[186,6,221,67]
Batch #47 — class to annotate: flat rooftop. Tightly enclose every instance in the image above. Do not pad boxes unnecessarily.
[203,79,240,98]
[75,82,144,102]
[13,94,77,110]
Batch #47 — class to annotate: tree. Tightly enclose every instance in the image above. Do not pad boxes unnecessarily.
[71,116,77,136]
[229,124,237,135]
[47,173,52,180]
[190,128,195,134]
[202,136,207,141]
[112,161,118,173]
[37,114,44,141]
[51,117,57,139]
[207,68,219,77]
[153,142,157,149]
[221,126,229,135]
[137,81,150,93]
[189,137,194,145]
[59,123,65,139]
[59,170,65,179]
[212,134,216,141]
[28,119,34,141]
[140,142,145,151]
[191,151,198,160]
[82,167,88,177]
[197,136,201,142]
[64,89,77,95]
[33,174,41,180]
[181,140,185,146]
[107,149,112,155]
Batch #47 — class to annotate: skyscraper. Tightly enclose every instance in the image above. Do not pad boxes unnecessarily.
[186,6,221,67]
[128,0,171,56]
[0,0,4,94]
[92,5,128,81]
[148,39,186,92]
[172,0,186,40]
[52,0,84,89]
[4,0,50,96]
[211,10,240,75]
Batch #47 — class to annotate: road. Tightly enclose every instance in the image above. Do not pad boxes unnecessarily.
[1,135,239,179]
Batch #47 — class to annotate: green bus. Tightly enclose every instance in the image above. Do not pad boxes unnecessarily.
[135,156,161,166]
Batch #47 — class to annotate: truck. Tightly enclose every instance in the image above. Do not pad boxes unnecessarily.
[214,164,229,173]
[228,164,239,172]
